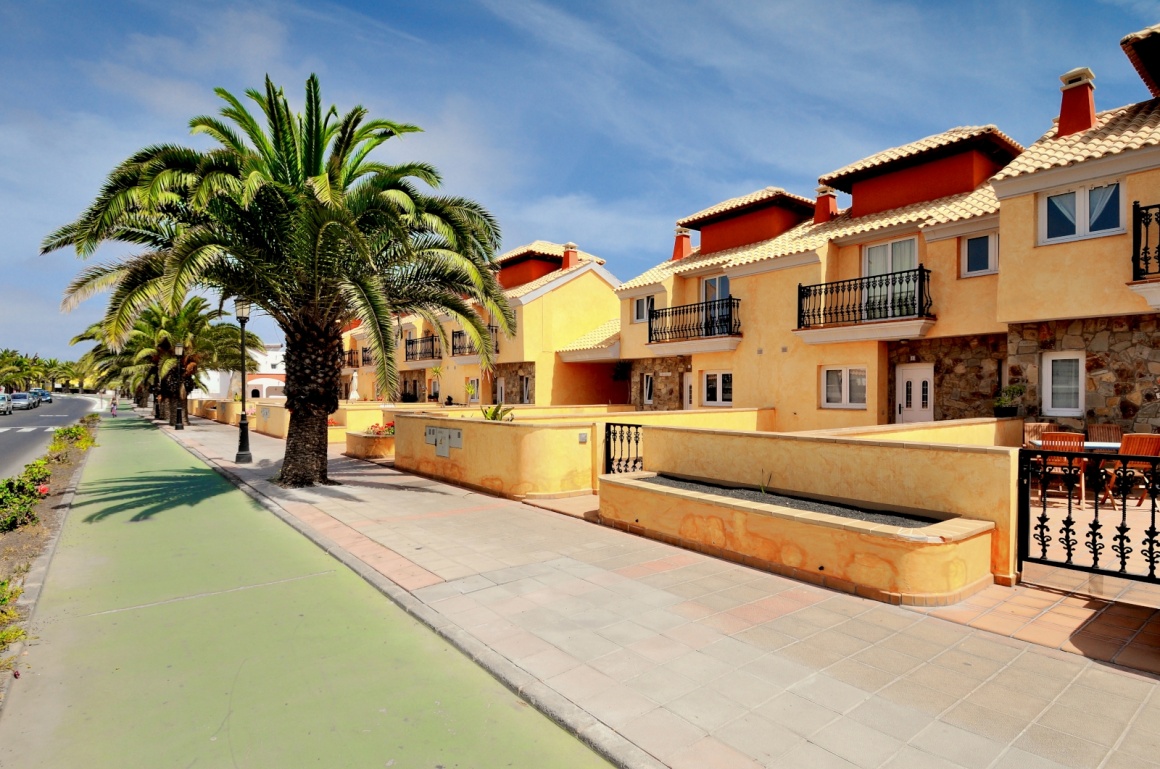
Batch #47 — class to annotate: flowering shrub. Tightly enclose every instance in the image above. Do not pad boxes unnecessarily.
[366,422,395,437]
[327,417,340,427]
[1,421,97,532]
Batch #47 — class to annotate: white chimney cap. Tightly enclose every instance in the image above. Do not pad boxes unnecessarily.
[675,226,691,236]
[563,242,578,250]
[816,185,837,196]
[1060,67,1095,90]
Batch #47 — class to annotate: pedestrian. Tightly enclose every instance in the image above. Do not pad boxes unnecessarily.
[110,400,117,418]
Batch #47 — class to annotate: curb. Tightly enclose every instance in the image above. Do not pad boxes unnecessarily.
[154,419,666,769]
[0,426,97,717]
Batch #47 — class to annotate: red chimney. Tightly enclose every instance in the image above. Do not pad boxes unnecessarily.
[1057,67,1096,138]
[813,186,838,224]
[562,242,580,269]
[671,227,692,261]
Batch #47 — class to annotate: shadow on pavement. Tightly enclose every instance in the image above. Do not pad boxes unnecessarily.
[74,468,232,523]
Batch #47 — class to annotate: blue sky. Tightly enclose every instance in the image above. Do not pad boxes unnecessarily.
[2,0,1159,358]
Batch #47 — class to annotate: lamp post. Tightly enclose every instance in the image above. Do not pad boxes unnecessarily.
[174,342,185,431]
[235,299,252,463]
[152,362,161,420]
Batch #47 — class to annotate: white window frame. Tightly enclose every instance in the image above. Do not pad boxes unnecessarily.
[520,375,532,404]
[632,296,655,324]
[821,365,868,410]
[1037,178,1125,245]
[1042,351,1085,417]
[466,377,480,402]
[861,235,918,276]
[702,371,733,407]
[496,376,506,404]
[642,373,654,404]
[960,231,999,277]
[702,275,730,302]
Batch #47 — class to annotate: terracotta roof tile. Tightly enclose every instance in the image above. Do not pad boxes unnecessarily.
[675,187,814,228]
[616,247,741,292]
[992,99,1160,181]
[1122,24,1160,98]
[819,126,1023,191]
[558,318,620,352]
[496,240,604,265]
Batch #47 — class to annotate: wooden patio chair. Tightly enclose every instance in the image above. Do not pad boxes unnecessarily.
[1099,433,1160,507]
[1024,422,1057,448]
[1086,423,1124,454]
[1037,432,1088,508]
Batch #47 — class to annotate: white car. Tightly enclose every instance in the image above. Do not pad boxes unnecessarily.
[0,394,11,415]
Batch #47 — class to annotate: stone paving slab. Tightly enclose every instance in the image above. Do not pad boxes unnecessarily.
[170,415,1160,769]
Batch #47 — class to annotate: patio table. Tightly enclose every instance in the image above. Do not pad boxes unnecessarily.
[1030,439,1121,451]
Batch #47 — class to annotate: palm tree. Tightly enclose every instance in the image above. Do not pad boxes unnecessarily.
[0,351,45,393]
[46,75,511,486]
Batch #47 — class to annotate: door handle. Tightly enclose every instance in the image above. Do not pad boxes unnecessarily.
[898,404,902,414]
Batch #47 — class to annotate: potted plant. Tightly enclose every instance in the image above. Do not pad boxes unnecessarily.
[993,384,1025,418]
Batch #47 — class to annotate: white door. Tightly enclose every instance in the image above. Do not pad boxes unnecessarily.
[682,373,693,409]
[896,363,934,423]
[496,377,505,405]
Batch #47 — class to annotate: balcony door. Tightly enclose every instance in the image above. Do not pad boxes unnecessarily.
[702,275,731,336]
[864,237,917,320]
[895,363,933,423]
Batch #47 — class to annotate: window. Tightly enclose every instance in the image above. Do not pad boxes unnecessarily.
[1039,180,1123,243]
[642,373,654,404]
[632,296,655,323]
[496,377,506,404]
[520,375,532,404]
[703,371,732,406]
[961,232,998,276]
[1043,351,1084,417]
[703,275,730,302]
[863,236,918,319]
[821,366,868,409]
[466,377,480,402]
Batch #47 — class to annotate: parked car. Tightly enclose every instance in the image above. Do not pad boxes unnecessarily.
[0,394,11,415]
[31,388,52,403]
[11,393,32,410]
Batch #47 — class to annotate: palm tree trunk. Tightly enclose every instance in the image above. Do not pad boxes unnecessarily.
[279,323,342,487]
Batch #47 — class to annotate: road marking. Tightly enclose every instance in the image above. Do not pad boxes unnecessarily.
[85,570,336,617]
[17,427,37,433]
[0,428,8,433]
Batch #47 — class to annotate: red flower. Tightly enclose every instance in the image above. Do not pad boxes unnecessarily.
[37,484,49,496]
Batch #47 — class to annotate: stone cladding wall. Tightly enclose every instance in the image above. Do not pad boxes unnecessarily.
[399,369,427,401]
[494,362,536,404]
[887,334,1006,421]
[1008,314,1160,432]
[630,356,691,411]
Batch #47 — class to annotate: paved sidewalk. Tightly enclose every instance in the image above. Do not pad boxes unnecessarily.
[0,416,613,768]
[172,415,1160,769]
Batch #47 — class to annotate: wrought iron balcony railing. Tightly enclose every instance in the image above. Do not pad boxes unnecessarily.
[451,326,500,356]
[797,266,933,329]
[1132,201,1160,281]
[404,335,441,362]
[648,297,741,344]
[361,348,373,366]
[342,349,359,368]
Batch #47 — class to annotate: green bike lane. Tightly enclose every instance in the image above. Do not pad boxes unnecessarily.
[0,416,612,768]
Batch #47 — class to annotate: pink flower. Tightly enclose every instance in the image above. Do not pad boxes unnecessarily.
[37,484,49,496]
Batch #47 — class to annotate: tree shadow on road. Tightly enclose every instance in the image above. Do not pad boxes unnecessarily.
[73,468,233,522]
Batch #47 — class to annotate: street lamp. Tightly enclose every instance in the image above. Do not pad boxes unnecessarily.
[235,298,252,464]
[174,342,185,431]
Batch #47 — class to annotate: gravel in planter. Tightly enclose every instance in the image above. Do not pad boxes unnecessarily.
[642,475,940,529]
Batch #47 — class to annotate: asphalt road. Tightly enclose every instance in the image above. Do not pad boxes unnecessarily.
[0,395,97,479]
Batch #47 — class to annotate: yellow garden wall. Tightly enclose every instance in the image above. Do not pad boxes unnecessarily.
[600,473,994,603]
[344,432,395,460]
[253,400,291,439]
[215,401,242,426]
[640,426,1019,582]
[394,414,595,499]
[806,417,1024,447]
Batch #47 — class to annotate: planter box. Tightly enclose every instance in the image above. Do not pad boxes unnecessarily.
[600,472,995,606]
[345,431,395,460]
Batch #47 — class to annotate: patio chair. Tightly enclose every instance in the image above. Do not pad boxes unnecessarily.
[1023,422,1057,448]
[1086,423,1124,454]
[1036,432,1088,508]
[1099,433,1160,507]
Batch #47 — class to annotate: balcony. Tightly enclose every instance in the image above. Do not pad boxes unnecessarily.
[361,348,373,366]
[647,297,742,355]
[404,336,441,363]
[451,326,500,358]
[794,266,935,345]
[1129,201,1160,310]
[342,349,359,369]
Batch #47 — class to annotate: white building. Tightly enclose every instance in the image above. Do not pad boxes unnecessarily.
[191,343,287,400]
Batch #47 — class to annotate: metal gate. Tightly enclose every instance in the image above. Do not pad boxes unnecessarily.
[604,423,643,474]
[1018,447,1160,583]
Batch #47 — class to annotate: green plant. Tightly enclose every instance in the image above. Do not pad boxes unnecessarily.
[994,384,1026,408]
[480,403,514,421]
[366,422,395,436]
[464,381,477,402]
[758,469,773,495]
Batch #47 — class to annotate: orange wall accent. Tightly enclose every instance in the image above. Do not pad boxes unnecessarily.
[549,360,630,405]
[850,149,1004,217]
[498,257,560,289]
[700,205,809,254]
[341,319,362,333]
